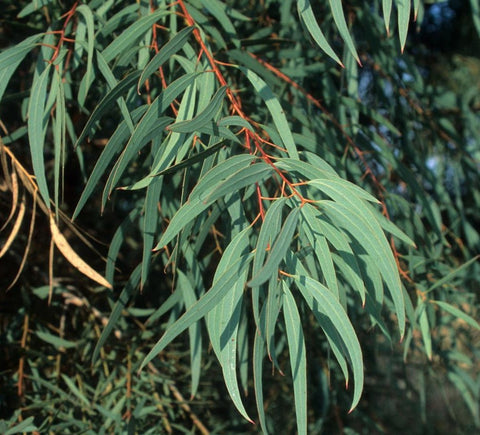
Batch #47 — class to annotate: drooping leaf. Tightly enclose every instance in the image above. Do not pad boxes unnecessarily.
[432,300,480,331]
[282,283,307,435]
[328,0,361,65]
[297,0,342,66]
[396,0,411,52]
[295,274,364,411]
[0,34,42,102]
[249,207,300,287]
[137,26,194,91]
[93,265,141,363]
[140,251,254,371]
[28,64,51,206]
[102,8,170,62]
[240,67,299,159]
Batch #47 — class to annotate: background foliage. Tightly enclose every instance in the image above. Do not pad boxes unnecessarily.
[1,0,480,433]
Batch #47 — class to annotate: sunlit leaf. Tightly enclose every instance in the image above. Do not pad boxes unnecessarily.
[297,0,342,66]
[328,0,361,65]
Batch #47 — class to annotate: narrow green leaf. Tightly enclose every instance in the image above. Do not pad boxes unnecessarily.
[73,105,148,219]
[61,374,90,407]
[202,161,273,204]
[93,265,141,363]
[300,204,339,299]
[106,208,140,284]
[396,0,411,52]
[264,276,283,370]
[237,302,249,396]
[427,256,480,293]
[0,34,42,101]
[36,331,76,349]
[141,177,163,287]
[177,270,202,398]
[275,157,338,182]
[207,270,251,422]
[102,8,170,63]
[328,0,361,65]
[168,86,227,133]
[218,115,255,132]
[249,207,300,287]
[253,325,268,434]
[53,68,65,219]
[138,26,194,91]
[295,275,364,411]
[107,116,172,194]
[383,0,393,34]
[432,301,480,331]
[251,198,287,327]
[417,301,432,360]
[17,0,52,17]
[311,179,405,335]
[471,0,480,39]
[96,51,135,133]
[413,0,421,21]
[75,69,141,147]
[189,155,256,201]
[240,67,299,159]
[148,140,226,179]
[76,5,95,106]
[139,252,254,371]
[28,63,51,206]
[4,417,37,435]
[155,156,257,249]
[282,283,307,435]
[320,200,405,337]
[312,209,366,301]
[201,0,240,47]
[297,0,342,66]
[447,370,480,426]
[373,207,416,247]
[287,251,350,384]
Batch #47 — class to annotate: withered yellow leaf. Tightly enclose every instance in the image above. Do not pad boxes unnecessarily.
[0,192,25,258]
[49,213,112,289]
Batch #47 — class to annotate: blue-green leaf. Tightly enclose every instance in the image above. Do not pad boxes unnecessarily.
[328,0,361,65]
[240,67,299,159]
[76,5,95,105]
[75,69,141,147]
[297,0,342,66]
[93,265,141,363]
[28,63,51,207]
[282,283,307,435]
[102,8,170,63]
[177,270,202,398]
[168,86,227,133]
[140,251,254,371]
[432,300,480,331]
[295,275,364,411]
[396,0,411,52]
[138,26,194,91]
[249,207,300,287]
[0,34,42,101]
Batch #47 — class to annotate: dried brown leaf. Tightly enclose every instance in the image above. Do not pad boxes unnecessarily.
[0,192,26,258]
[49,213,112,289]
[7,192,37,290]
[1,169,19,232]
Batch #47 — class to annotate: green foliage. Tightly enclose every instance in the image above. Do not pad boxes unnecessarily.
[1,0,479,433]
